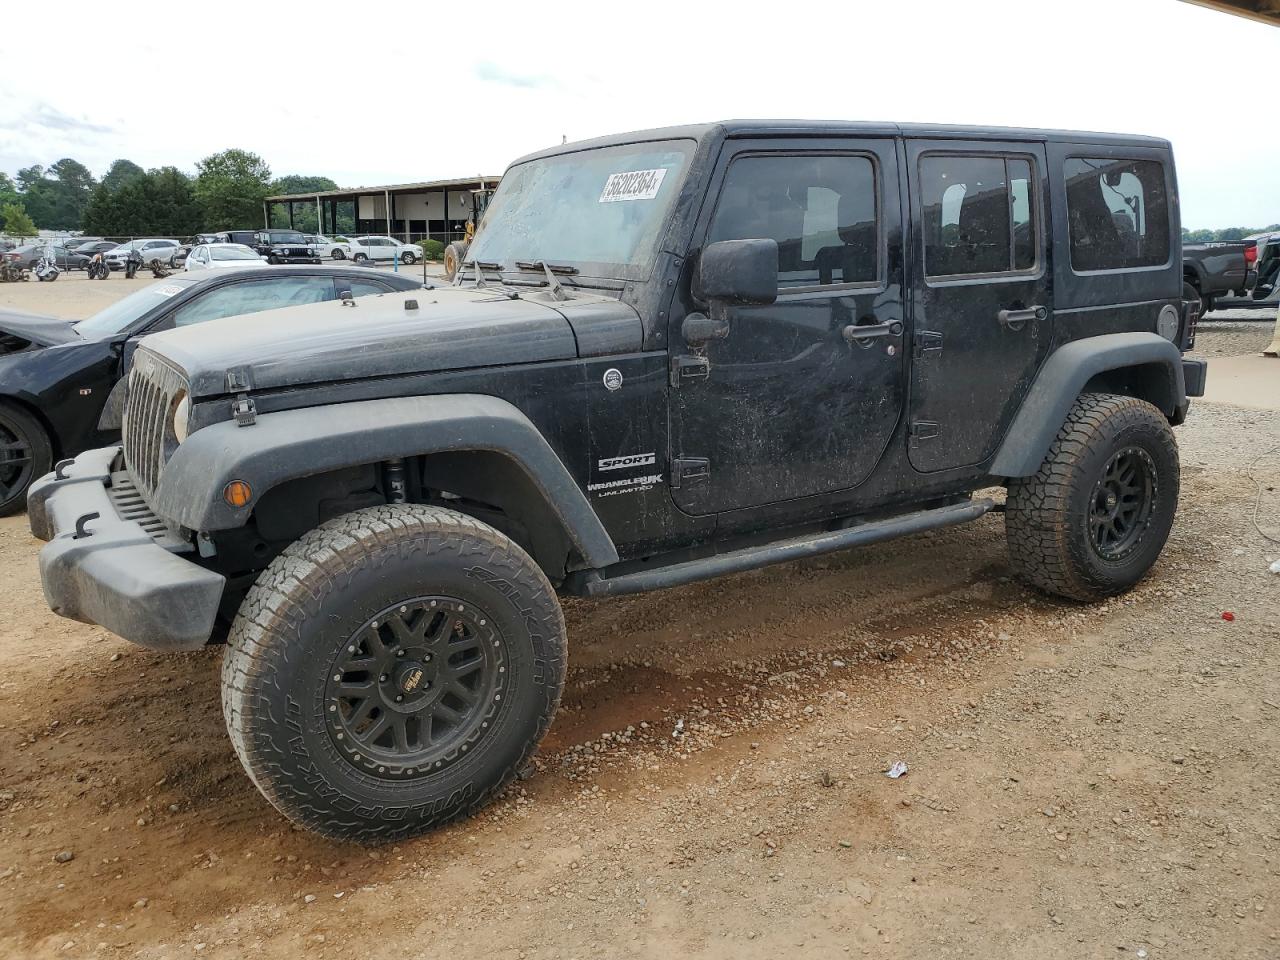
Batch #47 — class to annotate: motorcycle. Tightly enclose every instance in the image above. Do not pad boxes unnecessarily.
[33,249,60,282]
[0,259,29,283]
[87,253,110,280]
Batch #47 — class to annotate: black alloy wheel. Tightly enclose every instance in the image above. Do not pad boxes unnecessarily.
[1088,446,1156,562]
[324,596,506,780]
[0,403,52,516]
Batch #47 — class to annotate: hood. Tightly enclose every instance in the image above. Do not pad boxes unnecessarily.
[143,285,640,399]
[0,307,79,350]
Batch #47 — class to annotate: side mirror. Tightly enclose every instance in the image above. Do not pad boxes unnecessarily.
[698,239,779,315]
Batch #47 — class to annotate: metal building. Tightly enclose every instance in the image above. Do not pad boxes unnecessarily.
[262,176,502,246]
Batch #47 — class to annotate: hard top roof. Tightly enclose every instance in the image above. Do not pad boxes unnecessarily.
[512,120,1170,165]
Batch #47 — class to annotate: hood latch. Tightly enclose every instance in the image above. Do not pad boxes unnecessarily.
[227,367,257,428]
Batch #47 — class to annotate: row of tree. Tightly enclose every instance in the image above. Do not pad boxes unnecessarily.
[0,150,340,238]
[1182,226,1280,242]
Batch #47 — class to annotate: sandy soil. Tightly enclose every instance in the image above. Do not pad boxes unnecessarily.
[0,308,1276,958]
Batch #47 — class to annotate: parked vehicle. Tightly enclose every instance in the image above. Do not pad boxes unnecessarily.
[6,244,89,271]
[0,259,28,282]
[33,250,60,282]
[442,185,497,279]
[73,241,120,260]
[104,239,181,271]
[1214,232,1280,310]
[62,236,105,250]
[304,234,351,260]
[185,243,271,271]
[86,254,110,280]
[0,266,424,515]
[1183,238,1255,314]
[28,121,1205,843]
[346,235,419,264]
[222,229,320,264]
[171,234,229,268]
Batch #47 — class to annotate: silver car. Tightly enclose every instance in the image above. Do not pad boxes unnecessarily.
[104,239,181,270]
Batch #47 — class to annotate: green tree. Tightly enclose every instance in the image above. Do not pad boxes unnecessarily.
[83,167,202,237]
[1,203,37,236]
[267,175,340,232]
[194,148,272,230]
[101,159,145,193]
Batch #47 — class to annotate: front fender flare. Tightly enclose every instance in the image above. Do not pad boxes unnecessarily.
[153,394,619,567]
[989,333,1186,478]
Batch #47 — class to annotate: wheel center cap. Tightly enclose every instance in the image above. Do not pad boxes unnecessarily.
[395,662,429,695]
[1104,491,1118,511]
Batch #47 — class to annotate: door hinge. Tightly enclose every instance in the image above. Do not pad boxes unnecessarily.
[670,355,711,388]
[231,394,257,427]
[909,420,940,445]
[670,457,710,489]
[913,331,943,358]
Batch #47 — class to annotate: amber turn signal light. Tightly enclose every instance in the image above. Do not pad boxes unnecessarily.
[223,480,253,507]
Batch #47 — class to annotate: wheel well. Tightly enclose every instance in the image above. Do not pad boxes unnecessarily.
[247,451,577,583]
[1082,363,1179,418]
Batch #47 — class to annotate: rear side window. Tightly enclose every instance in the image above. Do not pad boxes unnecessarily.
[349,279,391,297]
[920,155,1038,278]
[707,154,879,288]
[1064,158,1170,272]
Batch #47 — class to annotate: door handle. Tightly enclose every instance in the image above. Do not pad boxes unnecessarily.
[842,319,903,345]
[997,305,1047,332]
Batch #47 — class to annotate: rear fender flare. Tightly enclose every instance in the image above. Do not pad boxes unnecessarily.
[989,333,1186,478]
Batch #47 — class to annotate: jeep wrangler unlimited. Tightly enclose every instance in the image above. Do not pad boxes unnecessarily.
[29,121,1206,842]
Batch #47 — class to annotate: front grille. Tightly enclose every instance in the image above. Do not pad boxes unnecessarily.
[122,350,188,502]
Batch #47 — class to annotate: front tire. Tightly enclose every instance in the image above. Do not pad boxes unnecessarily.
[401,251,416,265]
[221,505,566,842]
[332,248,346,260]
[0,401,52,516]
[352,252,368,263]
[1005,393,1178,601]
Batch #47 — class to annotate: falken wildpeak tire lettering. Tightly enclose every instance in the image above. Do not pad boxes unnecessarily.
[220,504,566,843]
[1005,393,1179,602]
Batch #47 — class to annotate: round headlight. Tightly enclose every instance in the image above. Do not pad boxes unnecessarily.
[172,392,191,444]
[1156,304,1180,342]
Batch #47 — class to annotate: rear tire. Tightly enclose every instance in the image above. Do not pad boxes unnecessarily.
[443,242,468,280]
[221,504,566,842]
[1005,393,1178,601]
[0,401,52,516]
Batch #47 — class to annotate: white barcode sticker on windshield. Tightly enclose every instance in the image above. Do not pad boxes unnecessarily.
[599,168,668,203]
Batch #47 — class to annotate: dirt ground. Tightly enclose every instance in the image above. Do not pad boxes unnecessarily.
[0,286,1277,959]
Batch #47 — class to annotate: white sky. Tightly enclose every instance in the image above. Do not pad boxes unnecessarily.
[0,0,1276,228]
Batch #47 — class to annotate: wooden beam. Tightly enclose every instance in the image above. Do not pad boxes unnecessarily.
[1178,0,1280,26]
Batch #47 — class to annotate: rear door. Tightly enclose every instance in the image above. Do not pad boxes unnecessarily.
[905,140,1051,473]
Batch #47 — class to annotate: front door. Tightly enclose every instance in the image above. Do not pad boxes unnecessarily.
[905,140,1052,472]
[669,139,906,516]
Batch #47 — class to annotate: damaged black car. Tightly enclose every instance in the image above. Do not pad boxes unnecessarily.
[0,266,425,514]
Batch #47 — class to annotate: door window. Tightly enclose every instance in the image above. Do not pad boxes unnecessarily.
[921,155,1038,277]
[349,279,392,297]
[1064,158,1170,272]
[171,276,336,327]
[707,154,879,288]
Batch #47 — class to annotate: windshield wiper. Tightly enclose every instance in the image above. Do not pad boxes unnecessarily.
[515,260,579,275]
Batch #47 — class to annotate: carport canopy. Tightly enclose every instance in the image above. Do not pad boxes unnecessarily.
[1178,0,1280,26]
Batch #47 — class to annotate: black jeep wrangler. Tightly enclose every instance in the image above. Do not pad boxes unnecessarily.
[225,229,321,265]
[29,121,1206,842]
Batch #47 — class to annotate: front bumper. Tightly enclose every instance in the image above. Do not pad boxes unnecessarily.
[28,447,225,651]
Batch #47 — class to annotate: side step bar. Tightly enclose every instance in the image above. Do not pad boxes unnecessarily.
[568,498,994,598]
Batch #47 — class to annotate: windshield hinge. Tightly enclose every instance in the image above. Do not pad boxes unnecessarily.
[231,394,257,427]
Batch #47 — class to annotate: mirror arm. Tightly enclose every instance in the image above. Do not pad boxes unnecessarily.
[682,310,730,345]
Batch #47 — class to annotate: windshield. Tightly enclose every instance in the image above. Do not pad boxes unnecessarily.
[271,232,306,244]
[210,245,261,261]
[75,278,196,337]
[467,139,694,280]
